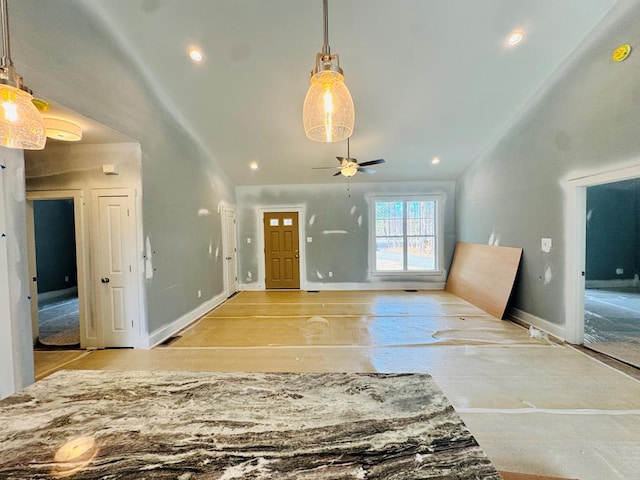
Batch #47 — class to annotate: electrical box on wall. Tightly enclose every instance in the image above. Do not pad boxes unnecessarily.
[102,164,119,175]
[541,238,552,253]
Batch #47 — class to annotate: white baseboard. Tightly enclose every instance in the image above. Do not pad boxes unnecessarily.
[507,307,567,342]
[238,281,446,291]
[585,278,639,289]
[145,291,227,348]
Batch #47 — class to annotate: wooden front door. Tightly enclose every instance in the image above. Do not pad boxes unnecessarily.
[264,212,300,289]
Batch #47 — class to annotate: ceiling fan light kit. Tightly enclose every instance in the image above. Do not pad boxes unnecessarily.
[314,137,386,178]
[0,0,46,150]
[303,0,354,143]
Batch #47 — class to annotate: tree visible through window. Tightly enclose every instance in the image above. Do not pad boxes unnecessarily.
[374,198,437,272]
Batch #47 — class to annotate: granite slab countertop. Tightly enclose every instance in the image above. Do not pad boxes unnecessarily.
[0,370,501,479]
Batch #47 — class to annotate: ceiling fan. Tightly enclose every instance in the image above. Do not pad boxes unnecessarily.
[313,138,386,177]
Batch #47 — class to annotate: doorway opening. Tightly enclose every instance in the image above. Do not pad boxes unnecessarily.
[33,199,80,348]
[566,165,640,369]
[26,190,88,352]
[583,178,640,368]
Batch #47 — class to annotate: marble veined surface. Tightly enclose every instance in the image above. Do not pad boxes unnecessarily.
[0,371,500,479]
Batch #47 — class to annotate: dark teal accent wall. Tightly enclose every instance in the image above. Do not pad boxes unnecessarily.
[34,200,78,294]
[586,179,640,281]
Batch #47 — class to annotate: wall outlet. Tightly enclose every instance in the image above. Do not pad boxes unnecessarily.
[328,271,333,277]
[247,237,251,244]
[307,237,313,243]
[616,268,624,275]
[197,290,202,298]
[541,238,552,253]
[64,275,69,282]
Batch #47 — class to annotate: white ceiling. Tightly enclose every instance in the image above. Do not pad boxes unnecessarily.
[38,98,135,146]
[71,0,616,185]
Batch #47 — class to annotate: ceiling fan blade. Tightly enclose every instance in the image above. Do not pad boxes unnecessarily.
[312,166,341,170]
[333,171,342,177]
[357,158,385,167]
[357,167,377,174]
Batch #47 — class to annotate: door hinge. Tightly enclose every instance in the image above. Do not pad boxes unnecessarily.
[127,209,130,217]
[129,265,132,272]
[131,320,134,327]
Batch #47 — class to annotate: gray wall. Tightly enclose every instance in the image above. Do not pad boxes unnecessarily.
[33,200,77,293]
[15,1,235,337]
[586,179,640,281]
[0,150,34,398]
[456,0,640,327]
[236,181,455,289]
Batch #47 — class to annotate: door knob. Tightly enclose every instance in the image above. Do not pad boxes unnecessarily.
[101,277,110,284]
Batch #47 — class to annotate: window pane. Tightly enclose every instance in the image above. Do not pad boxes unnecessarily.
[375,237,404,271]
[373,198,438,273]
[375,202,403,236]
[407,236,436,270]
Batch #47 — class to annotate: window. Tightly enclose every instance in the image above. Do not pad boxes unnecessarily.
[372,197,440,273]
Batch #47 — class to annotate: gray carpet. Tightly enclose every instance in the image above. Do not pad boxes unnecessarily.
[38,293,80,346]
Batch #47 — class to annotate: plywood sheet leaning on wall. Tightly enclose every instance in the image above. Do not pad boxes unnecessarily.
[445,242,522,319]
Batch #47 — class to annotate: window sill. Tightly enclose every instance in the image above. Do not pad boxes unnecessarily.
[371,270,444,277]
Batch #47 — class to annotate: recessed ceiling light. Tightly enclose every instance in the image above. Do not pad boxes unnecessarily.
[188,47,204,63]
[507,30,524,46]
[250,161,259,170]
[431,157,440,165]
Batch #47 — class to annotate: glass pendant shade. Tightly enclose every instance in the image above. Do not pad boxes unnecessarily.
[0,83,46,150]
[303,70,354,143]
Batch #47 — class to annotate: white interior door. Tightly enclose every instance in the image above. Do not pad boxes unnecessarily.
[25,201,39,344]
[97,194,137,347]
[223,208,238,297]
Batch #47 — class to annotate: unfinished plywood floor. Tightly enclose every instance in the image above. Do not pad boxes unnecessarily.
[33,290,640,480]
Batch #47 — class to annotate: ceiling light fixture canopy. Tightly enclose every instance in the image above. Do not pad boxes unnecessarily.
[0,0,45,150]
[44,118,82,142]
[302,0,354,143]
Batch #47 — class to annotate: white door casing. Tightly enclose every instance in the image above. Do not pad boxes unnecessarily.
[25,190,89,347]
[95,193,138,347]
[222,207,238,297]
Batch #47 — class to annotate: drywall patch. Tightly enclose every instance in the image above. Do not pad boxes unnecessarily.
[198,208,211,217]
[316,270,324,280]
[544,266,553,285]
[323,230,348,235]
[145,236,154,280]
[488,230,500,246]
[247,271,252,282]
[309,214,316,226]
[554,131,572,152]
[357,215,363,227]
[350,206,357,215]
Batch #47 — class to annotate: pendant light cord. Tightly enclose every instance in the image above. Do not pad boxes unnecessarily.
[321,0,330,56]
[0,0,12,67]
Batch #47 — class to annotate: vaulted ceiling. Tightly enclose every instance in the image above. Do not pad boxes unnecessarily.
[72,0,616,185]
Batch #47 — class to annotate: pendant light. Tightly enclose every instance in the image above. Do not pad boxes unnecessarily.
[0,0,45,150]
[302,0,354,143]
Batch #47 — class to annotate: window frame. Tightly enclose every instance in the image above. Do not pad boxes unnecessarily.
[369,195,443,276]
